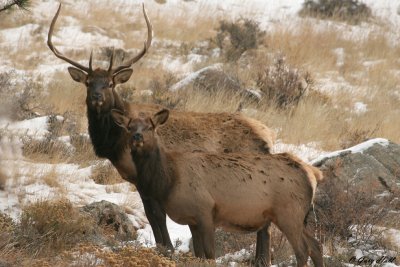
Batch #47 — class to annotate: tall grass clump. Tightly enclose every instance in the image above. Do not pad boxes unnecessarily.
[15,199,95,255]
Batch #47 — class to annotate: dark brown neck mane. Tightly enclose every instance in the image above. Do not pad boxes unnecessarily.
[130,144,175,201]
[87,89,128,163]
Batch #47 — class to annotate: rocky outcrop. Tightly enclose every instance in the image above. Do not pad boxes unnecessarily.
[81,200,136,241]
[313,138,400,193]
[169,64,262,101]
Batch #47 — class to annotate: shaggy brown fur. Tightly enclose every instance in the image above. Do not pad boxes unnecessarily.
[111,109,324,267]
[129,104,275,153]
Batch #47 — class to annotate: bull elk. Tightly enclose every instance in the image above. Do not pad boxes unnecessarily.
[47,3,276,263]
[110,109,324,267]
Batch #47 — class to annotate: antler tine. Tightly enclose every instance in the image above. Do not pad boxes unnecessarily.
[47,3,91,73]
[108,47,115,73]
[112,3,153,74]
[89,50,93,71]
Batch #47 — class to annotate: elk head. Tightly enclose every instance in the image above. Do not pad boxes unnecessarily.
[47,3,152,114]
[110,109,169,154]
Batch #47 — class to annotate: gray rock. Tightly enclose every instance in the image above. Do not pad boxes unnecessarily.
[169,65,261,102]
[313,139,400,193]
[81,200,136,241]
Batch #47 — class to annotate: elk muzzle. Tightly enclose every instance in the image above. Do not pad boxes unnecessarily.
[89,90,106,113]
[132,133,144,148]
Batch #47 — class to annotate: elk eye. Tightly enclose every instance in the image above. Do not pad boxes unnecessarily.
[109,82,113,88]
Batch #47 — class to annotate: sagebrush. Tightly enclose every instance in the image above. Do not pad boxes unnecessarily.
[215,18,265,61]
[299,0,372,24]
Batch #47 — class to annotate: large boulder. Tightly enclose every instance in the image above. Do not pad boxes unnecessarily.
[169,64,262,101]
[313,138,400,193]
[312,139,400,257]
[81,200,136,241]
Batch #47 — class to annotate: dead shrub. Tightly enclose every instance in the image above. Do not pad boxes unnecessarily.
[256,57,312,109]
[15,199,95,255]
[214,230,255,257]
[215,18,265,61]
[299,0,372,24]
[314,173,390,249]
[14,79,47,119]
[0,212,16,261]
[15,81,48,119]
[69,134,98,165]
[22,137,72,162]
[20,112,78,163]
[90,161,123,185]
[149,72,179,108]
[0,72,52,120]
[0,212,15,237]
[339,123,380,149]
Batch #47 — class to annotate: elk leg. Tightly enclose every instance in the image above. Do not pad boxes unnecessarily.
[151,199,174,250]
[141,196,163,245]
[302,229,324,267]
[197,221,215,259]
[189,225,205,258]
[255,222,272,267]
[275,216,309,267]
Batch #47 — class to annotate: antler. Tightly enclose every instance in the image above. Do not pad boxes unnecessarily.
[47,3,92,73]
[110,3,153,74]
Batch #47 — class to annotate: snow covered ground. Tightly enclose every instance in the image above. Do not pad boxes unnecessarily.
[1,0,400,265]
[1,115,399,265]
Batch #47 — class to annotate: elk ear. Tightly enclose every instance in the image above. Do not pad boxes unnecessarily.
[113,69,133,85]
[67,67,87,83]
[152,109,169,127]
[110,109,130,130]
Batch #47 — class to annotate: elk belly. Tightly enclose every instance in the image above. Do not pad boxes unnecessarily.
[213,204,272,233]
[164,185,215,226]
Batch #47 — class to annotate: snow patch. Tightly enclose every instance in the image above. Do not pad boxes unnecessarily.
[216,248,253,265]
[0,116,62,138]
[0,24,41,48]
[273,141,324,163]
[333,47,345,68]
[51,26,124,48]
[353,102,368,114]
[312,138,390,165]
[136,217,192,252]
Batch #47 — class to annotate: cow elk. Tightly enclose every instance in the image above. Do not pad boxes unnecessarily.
[111,108,325,267]
[47,3,276,261]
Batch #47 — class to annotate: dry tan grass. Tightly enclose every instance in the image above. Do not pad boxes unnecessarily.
[40,168,66,196]
[45,72,87,118]
[175,87,244,114]
[90,161,123,185]
[22,137,72,163]
[266,23,341,73]
[16,198,95,255]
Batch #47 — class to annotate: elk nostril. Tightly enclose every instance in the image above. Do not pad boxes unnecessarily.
[92,93,102,100]
[133,133,143,141]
